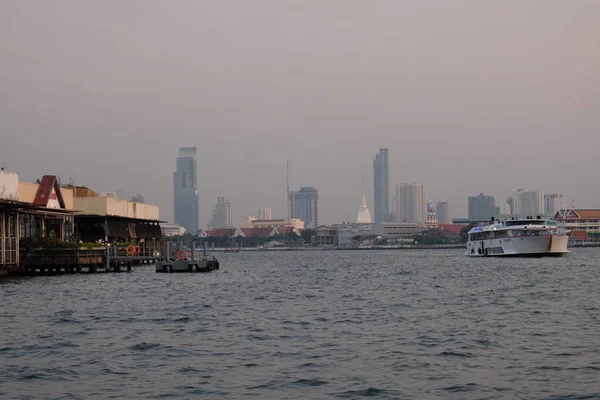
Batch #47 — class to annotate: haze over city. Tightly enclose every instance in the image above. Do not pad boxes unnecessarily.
[2,1,599,225]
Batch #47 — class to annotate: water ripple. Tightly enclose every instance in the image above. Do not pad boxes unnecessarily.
[1,249,600,398]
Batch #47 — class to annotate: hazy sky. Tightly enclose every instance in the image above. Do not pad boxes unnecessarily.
[1,1,599,225]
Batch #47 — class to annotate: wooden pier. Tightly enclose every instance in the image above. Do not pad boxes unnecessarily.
[17,246,162,275]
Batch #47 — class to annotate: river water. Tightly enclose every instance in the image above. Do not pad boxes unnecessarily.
[1,249,599,399]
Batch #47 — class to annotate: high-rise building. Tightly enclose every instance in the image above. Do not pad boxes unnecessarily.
[514,189,544,216]
[436,201,450,224]
[210,197,232,229]
[373,148,389,223]
[289,187,318,228]
[506,197,514,215]
[544,193,563,216]
[356,177,372,224]
[395,183,425,224]
[258,206,272,220]
[173,147,199,233]
[468,193,496,220]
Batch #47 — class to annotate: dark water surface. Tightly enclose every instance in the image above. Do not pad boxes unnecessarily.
[1,249,600,399]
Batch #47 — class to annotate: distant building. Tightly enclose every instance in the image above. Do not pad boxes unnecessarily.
[356,178,372,224]
[395,183,425,224]
[514,189,544,216]
[258,206,272,220]
[373,148,389,223]
[436,201,450,225]
[426,201,437,226]
[252,218,304,229]
[160,223,186,237]
[506,197,514,215]
[239,216,257,228]
[468,193,496,220]
[210,197,232,229]
[544,194,563,216]
[129,193,145,203]
[173,147,199,233]
[372,222,425,240]
[289,187,318,229]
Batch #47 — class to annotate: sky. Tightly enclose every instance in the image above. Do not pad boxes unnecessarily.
[1,1,599,226]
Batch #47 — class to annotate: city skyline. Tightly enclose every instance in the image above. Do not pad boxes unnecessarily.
[2,2,598,224]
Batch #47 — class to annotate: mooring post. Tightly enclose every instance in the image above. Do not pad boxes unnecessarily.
[165,240,170,261]
[105,245,110,271]
[191,240,195,261]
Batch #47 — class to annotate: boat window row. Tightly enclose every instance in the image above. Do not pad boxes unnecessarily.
[469,229,551,241]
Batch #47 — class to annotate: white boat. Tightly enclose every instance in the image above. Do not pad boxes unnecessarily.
[466,216,569,257]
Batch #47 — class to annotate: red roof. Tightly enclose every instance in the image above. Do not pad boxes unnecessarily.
[239,227,275,237]
[34,175,65,208]
[205,228,236,237]
[276,227,300,235]
[437,224,467,234]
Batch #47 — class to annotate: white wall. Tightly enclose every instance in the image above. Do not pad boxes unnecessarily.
[0,171,19,201]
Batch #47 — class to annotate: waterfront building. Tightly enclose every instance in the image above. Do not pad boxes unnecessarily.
[544,194,563,216]
[436,201,450,225]
[335,223,373,247]
[554,209,600,241]
[173,147,199,234]
[209,197,232,229]
[468,193,496,220]
[395,183,425,224]
[513,189,544,216]
[160,223,186,237]
[258,206,272,220]
[289,187,318,229]
[373,148,389,223]
[1,172,77,274]
[372,222,425,241]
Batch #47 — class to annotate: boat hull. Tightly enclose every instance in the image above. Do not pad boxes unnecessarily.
[466,234,569,257]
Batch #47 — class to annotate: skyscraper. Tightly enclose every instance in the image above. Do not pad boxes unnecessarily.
[373,148,389,223]
[210,197,232,229]
[468,193,496,220]
[395,183,425,224]
[544,193,563,216]
[436,201,450,224]
[289,187,318,228]
[258,206,272,220]
[514,189,544,216]
[173,147,199,233]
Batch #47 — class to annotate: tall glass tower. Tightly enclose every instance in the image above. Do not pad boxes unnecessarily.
[373,148,389,223]
[173,147,199,233]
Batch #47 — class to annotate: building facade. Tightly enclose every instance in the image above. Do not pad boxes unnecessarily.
[436,201,450,225]
[289,187,318,229]
[210,197,232,229]
[395,183,425,224]
[468,193,496,220]
[513,189,544,216]
[544,194,563,216]
[554,209,600,241]
[173,147,199,233]
[258,206,272,220]
[373,148,389,223]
